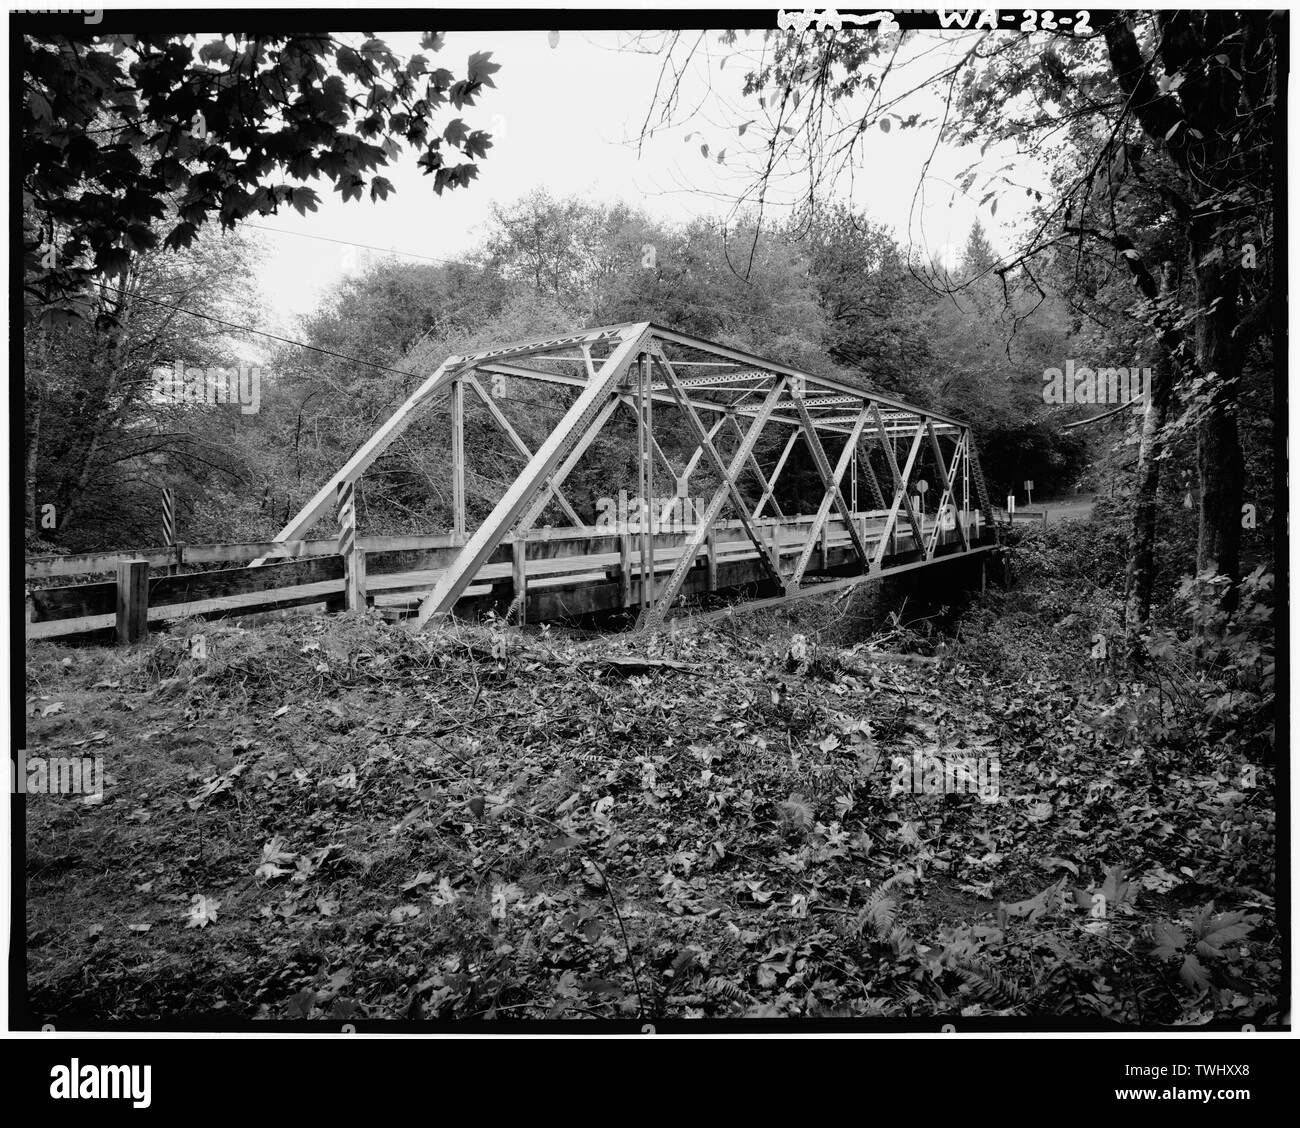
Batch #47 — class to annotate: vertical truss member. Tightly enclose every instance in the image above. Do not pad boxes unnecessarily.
[259,322,980,627]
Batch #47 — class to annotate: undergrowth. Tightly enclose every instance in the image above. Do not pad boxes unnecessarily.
[22,517,1280,1027]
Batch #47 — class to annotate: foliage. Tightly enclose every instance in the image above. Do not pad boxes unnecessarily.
[24,229,265,549]
[24,540,1278,1025]
[651,14,1277,592]
[23,31,498,321]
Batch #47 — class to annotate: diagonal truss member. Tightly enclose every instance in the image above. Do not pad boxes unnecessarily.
[260,320,985,628]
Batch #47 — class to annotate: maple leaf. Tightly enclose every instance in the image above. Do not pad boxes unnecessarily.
[1041,856,1079,876]
[260,836,296,866]
[466,51,500,87]
[286,988,316,1018]
[255,863,291,881]
[429,877,459,906]
[1148,919,1187,960]
[186,896,220,928]
[463,130,493,160]
[1179,953,1211,991]
[1099,865,1132,907]
[1193,904,1256,957]
[541,833,581,853]
[1139,865,1179,892]
[443,117,469,148]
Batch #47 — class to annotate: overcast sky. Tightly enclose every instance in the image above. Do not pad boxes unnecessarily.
[249,25,1046,327]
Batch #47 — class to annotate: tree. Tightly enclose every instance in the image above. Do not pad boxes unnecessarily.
[1097,14,1275,610]
[786,203,937,399]
[644,12,1279,620]
[25,229,264,549]
[959,219,998,281]
[22,31,499,321]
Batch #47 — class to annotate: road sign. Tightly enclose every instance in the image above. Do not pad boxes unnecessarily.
[915,479,929,494]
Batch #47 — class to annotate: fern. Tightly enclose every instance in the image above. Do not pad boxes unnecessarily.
[855,889,897,939]
[953,959,1028,1009]
[704,976,749,1004]
[887,924,915,957]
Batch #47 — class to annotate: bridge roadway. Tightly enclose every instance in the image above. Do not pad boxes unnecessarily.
[26,509,993,641]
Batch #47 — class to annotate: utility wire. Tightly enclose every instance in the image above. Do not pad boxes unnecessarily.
[98,281,424,381]
[243,222,472,267]
[95,281,578,416]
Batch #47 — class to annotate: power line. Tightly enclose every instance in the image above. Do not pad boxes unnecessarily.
[243,222,471,268]
[99,282,424,380]
[95,281,579,417]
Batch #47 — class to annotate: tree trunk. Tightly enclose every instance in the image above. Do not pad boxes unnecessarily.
[26,331,45,535]
[1191,253,1245,594]
[1102,12,1260,617]
[56,279,138,536]
[1125,356,1175,634]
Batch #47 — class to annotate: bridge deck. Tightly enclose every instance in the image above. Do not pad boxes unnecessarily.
[28,323,1002,646]
[27,512,991,642]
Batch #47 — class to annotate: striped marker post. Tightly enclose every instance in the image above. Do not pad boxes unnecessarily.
[336,480,366,612]
[161,487,179,572]
[161,488,175,545]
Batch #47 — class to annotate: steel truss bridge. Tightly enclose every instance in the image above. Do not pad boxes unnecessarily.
[262,321,1000,631]
[26,323,1003,645]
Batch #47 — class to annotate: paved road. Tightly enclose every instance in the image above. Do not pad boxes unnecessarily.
[995,495,1096,527]
[1038,495,1096,524]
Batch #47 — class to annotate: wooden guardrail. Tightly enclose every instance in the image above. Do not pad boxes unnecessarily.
[26,510,985,645]
[24,532,468,580]
[29,556,347,625]
[25,517,883,581]
[994,508,1050,527]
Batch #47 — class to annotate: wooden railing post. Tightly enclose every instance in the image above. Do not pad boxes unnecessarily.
[336,480,366,612]
[620,531,633,607]
[705,526,718,592]
[512,538,528,624]
[451,376,465,539]
[351,551,368,611]
[115,559,148,645]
